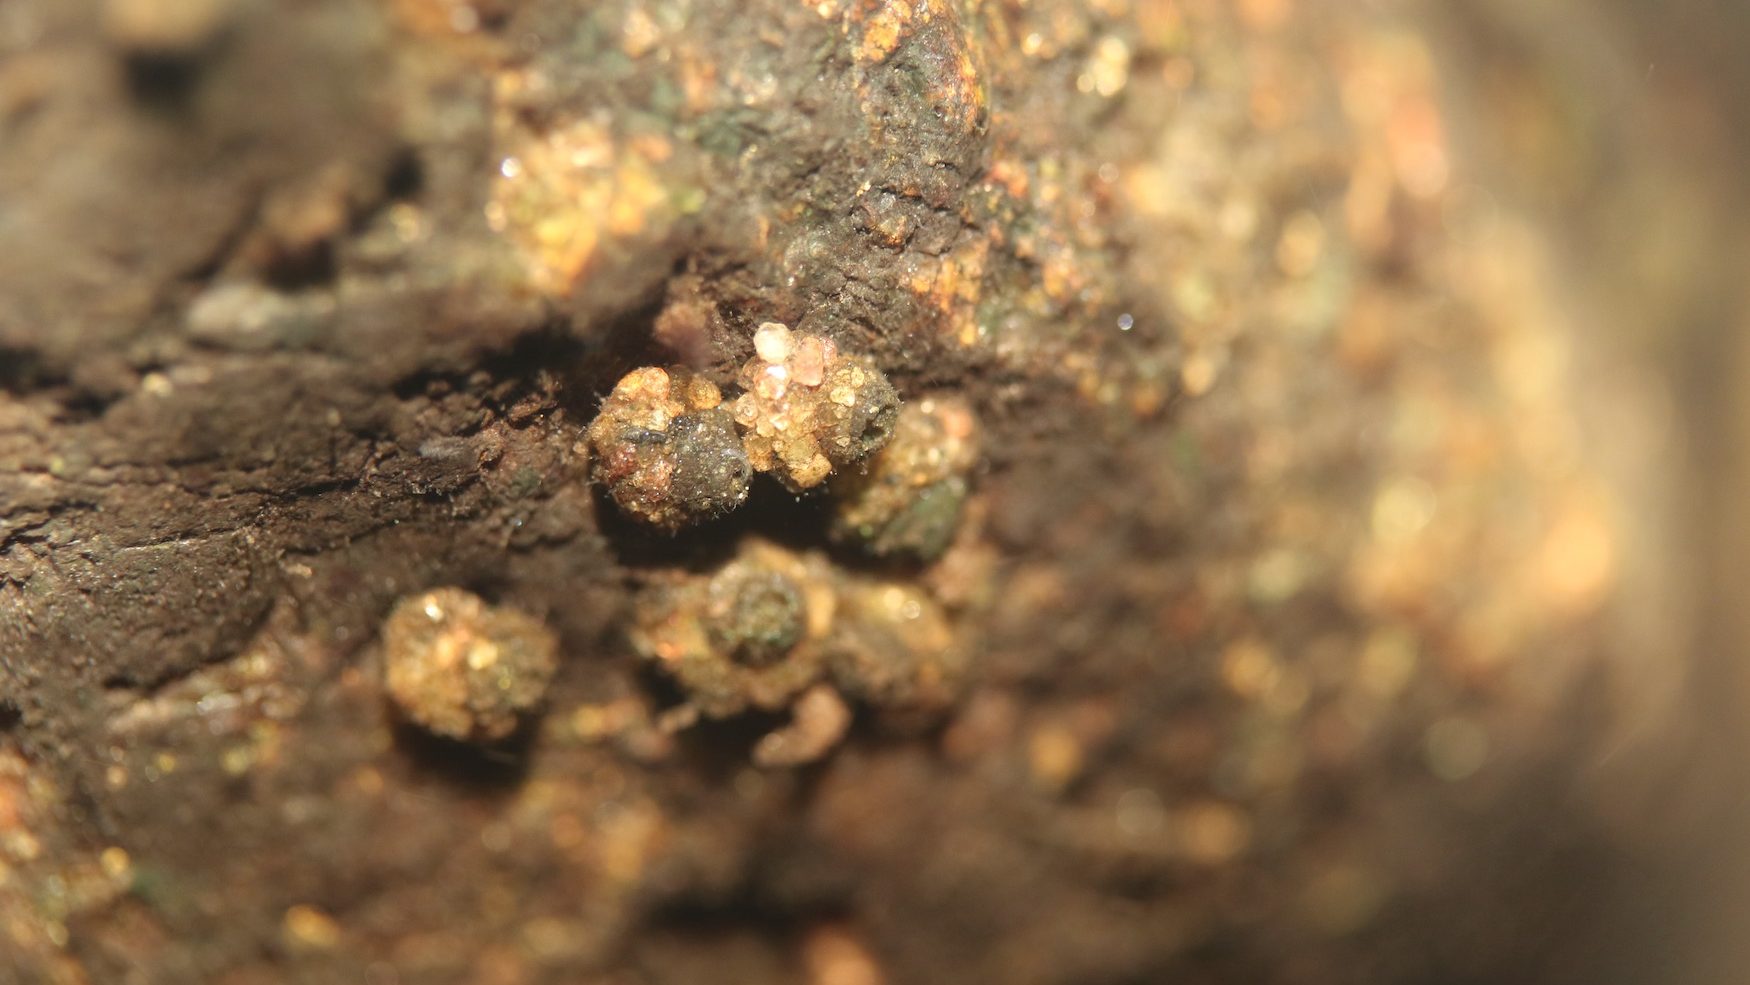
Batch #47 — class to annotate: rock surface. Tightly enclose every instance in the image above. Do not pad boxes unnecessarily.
[0,1,1738,983]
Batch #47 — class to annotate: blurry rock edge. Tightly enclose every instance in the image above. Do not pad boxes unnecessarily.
[0,1,1713,984]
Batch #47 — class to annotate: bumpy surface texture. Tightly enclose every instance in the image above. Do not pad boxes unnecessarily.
[588,366,752,529]
[731,324,901,492]
[829,396,977,560]
[0,1,1739,983]
[382,587,558,742]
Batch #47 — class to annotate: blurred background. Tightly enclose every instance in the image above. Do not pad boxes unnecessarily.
[1427,2,1750,979]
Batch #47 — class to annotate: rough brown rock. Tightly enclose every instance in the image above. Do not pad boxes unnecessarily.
[0,1,1742,983]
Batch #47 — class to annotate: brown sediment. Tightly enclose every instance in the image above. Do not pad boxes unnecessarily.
[0,0,1719,982]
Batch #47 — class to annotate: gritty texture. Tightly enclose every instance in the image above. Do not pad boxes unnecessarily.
[381,587,559,742]
[631,537,965,763]
[829,396,978,560]
[631,540,836,720]
[0,0,1727,983]
[731,324,901,492]
[588,365,752,529]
